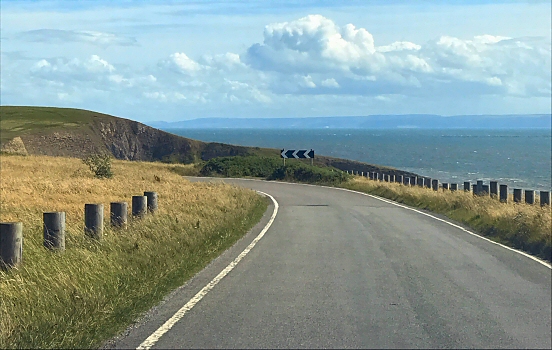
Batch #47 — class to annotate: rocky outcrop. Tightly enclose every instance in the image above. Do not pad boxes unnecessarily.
[93,118,200,162]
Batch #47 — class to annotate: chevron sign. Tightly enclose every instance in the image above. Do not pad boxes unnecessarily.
[280,149,315,159]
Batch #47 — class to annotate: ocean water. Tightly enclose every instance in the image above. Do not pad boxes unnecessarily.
[166,128,552,191]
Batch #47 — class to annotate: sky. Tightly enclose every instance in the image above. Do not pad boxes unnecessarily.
[1,0,551,122]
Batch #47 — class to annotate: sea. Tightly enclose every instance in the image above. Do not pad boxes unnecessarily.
[166,128,552,192]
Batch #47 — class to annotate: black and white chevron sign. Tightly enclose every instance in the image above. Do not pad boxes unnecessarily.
[280,149,315,159]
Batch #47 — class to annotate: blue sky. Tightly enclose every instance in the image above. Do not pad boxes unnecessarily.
[1,0,550,122]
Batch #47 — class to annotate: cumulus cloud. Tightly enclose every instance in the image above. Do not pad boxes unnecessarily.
[243,15,550,98]
[18,29,138,47]
[5,14,550,118]
[163,53,202,74]
[27,54,157,104]
[30,55,115,82]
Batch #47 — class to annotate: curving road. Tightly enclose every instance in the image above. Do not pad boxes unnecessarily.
[109,178,551,349]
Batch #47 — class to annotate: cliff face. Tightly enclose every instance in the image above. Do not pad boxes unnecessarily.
[7,114,251,163]
[94,117,200,162]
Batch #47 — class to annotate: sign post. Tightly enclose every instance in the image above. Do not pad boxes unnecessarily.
[281,149,315,166]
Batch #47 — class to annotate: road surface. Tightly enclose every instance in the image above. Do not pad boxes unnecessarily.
[108,178,551,349]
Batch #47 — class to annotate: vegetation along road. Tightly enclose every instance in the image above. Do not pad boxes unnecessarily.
[109,178,551,349]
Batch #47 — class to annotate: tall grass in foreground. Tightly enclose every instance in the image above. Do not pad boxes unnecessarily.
[0,155,267,349]
[342,177,551,261]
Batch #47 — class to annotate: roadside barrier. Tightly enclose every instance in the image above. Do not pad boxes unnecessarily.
[0,191,158,271]
[348,170,550,207]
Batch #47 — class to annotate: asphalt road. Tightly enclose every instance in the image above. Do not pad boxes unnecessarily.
[108,178,552,349]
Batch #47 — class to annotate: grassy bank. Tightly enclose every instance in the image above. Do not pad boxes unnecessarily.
[342,177,551,262]
[0,154,267,349]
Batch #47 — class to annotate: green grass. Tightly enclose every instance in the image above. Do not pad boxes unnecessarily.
[0,106,104,142]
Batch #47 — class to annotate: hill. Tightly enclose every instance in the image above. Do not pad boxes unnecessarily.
[0,106,256,163]
[0,106,416,178]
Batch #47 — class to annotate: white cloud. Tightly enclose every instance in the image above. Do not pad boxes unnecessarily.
[2,10,550,120]
[377,41,421,53]
[321,78,339,88]
[299,75,316,88]
[31,55,115,78]
[242,15,550,99]
[165,53,202,74]
[200,53,244,70]
[18,29,138,47]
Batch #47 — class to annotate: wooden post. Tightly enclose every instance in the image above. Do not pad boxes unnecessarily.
[405,177,411,186]
[411,176,417,186]
[132,196,147,218]
[432,179,439,191]
[472,184,477,195]
[476,180,483,196]
[0,222,23,270]
[540,191,550,206]
[110,202,128,227]
[361,172,364,177]
[442,183,449,190]
[426,178,432,188]
[450,183,458,191]
[390,175,395,183]
[417,178,424,187]
[499,184,508,203]
[513,189,522,203]
[376,173,380,181]
[84,204,103,240]
[144,191,158,213]
[525,190,535,205]
[482,185,490,196]
[490,181,498,197]
[43,212,65,250]
[398,175,404,184]
[464,181,471,192]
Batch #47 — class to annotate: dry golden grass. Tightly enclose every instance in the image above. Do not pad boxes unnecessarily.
[0,154,267,349]
[343,176,551,261]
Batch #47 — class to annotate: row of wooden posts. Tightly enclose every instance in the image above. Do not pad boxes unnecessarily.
[345,170,551,207]
[0,191,158,271]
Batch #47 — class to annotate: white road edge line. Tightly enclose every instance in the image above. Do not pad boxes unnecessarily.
[331,186,552,270]
[200,177,551,270]
[136,190,279,350]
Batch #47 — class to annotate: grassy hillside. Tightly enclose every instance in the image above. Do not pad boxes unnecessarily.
[0,106,99,143]
[0,154,268,348]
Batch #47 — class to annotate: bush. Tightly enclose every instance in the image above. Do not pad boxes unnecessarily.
[200,156,350,185]
[200,156,281,178]
[268,162,350,185]
[82,153,113,178]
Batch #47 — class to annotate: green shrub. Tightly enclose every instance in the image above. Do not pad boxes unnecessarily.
[200,156,281,178]
[200,156,350,185]
[82,153,113,178]
[268,162,350,185]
